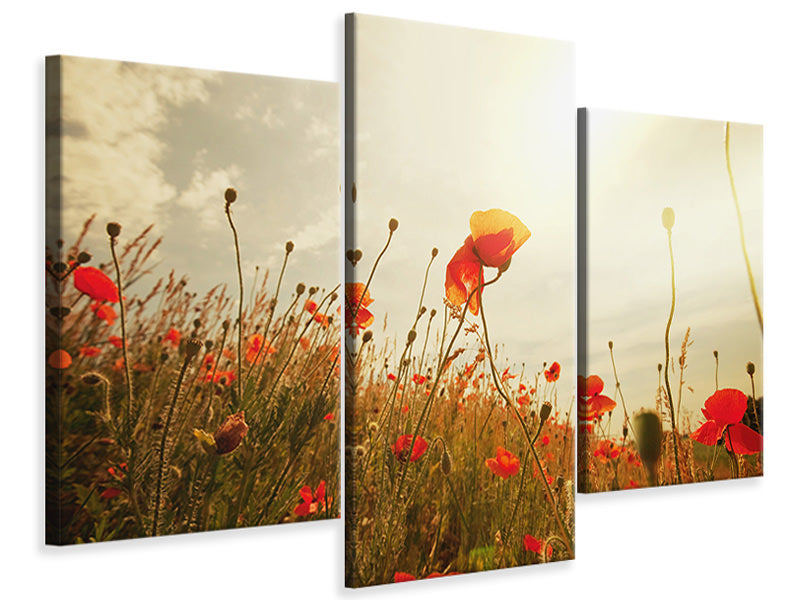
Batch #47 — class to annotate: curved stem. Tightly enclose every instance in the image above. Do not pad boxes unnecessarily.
[663,230,682,484]
[225,202,245,405]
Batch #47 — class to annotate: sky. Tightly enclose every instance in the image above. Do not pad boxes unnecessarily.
[349,15,576,392]
[50,56,339,313]
[585,110,763,433]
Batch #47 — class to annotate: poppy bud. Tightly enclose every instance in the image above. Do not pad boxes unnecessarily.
[269,298,277,310]
[540,402,552,422]
[353,249,362,263]
[440,447,452,475]
[407,330,417,344]
[431,247,438,258]
[608,340,613,350]
[224,188,237,205]
[388,218,399,232]
[657,363,662,372]
[362,330,373,343]
[622,423,629,438]
[430,308,437,318]
[498,257,512,273]
[49,306,70,319]
[193,318,202,329]
[661,207,675,231]
[746,362,755,376]
[77,251,92,264]
[309,286,318,295]
[419,306,427,317]
[285,240,294,253]
[160,351,169,363]
[205,340,214,351]
[106,222,121,239]
[53,262,68,274]
[296,283,306,295]
[222,320,230,332]
[633,410,662,485]
[213,411,248,455]
[185,338,203,359]
[331,292,338,301]
[346,249,354,263]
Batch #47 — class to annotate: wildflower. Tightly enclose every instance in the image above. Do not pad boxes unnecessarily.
[485,446,520,479]
[344,282,374,336]
[294,480,328,516]
[91,302,117,325]
[245,334,275,363]
[517,394,530,407]
[313,312,329,328]
[394,572,415,583]
[523,535,554,559]
[391,434,428,463]
[577,375,616,429]
[100,488,122,500]
[48,349,72,369]
[387,373,397,381]
[690,389,762,454]
[78,346,102,358]
[544,361,561,382]
[305,299,318,314]
[206,370,235,386]
[501,367,517,382]
[445,209,531,315]
[323,413,334,422]
[401,405,410,414]
[412,373,427,385]
[213,411,248,455]
[108,335,124,348]
[164,327,181,348]
[299,337,311,350]
[539,434,550,446]
[593,440,621,463]
[73,266,119,303]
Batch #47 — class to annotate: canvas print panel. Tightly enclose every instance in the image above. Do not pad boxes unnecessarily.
[345,15,576,586]
[45,56,340,544]
[577,109,763,493]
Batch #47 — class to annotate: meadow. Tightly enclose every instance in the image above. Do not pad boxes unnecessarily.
[344,205,575,586]
[45,188,340,544]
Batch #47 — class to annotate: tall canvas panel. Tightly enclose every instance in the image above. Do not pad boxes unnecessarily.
[45,56,340,544]
[578,109,763,492]
[345,15,576,586]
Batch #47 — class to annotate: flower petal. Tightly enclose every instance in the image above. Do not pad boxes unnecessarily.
[725,423,763,455]
[690,420,724,446]
[469,209,531,267]
[445,236,483,315]
[703,389,747,426]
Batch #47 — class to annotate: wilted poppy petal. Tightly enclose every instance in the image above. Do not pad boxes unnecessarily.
[703,389,747,425]
[469,209,531,267]
[725,423,763,455]
[445,236,483,315]
[690,420,724,446]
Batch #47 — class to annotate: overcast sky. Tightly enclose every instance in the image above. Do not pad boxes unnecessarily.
[585,110,763,433]
[54,56,339,313]
[350,15,575,392]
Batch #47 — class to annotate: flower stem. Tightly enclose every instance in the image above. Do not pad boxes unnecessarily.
[663,229,682,484]
[225,201,245,405]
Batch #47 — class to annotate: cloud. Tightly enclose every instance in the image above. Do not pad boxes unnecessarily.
[59,57,218,239]
[279,202,339,254]
[304,115,338,160]
[176,164,245,229]
[233,92,284,128]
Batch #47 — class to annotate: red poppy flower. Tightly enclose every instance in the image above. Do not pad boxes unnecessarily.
[73,266,119,303]
[524,535,554,558]
[690,389,762,455]
[593,439,621,463]
[394,572,416,583]
[401,405,410,414]
[100,487,122,500]
[245,334,276,363]
[344,282,374,336]
[445,209,531,315]
[323,413,334,421]
[91,302,117,326]
[206,370,236,386]
[387,373,397,382]
[313,312,329,328]
[412,373,427,385]
[108,335,124,348]
[578,375,616,423]
[517,395,530,407]
[48,349,72,369]
[305,299,318,314]
[164,327,181,348]
[392,434,428,463]
[78,345,102,357]
[485,446,520,479]
[539,434,550,446]
[202,353,216,370]
[501,367,517,382]
[544,361,561,382]
[294,480,328,516]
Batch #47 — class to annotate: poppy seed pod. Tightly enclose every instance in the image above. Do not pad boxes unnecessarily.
[633,410,663,485]
[539,402,553,423]
[185,338,203,359]
[106,222,121,239]
[296,283,306,295]
[362,330,373,343]
[224,188,237,204]
[440,447,452,476]
[388,217,399,232]
[213,411,249,455]
[661,207,675,230]
[713,350,719,359]
[431,247,439,258]
[353,249,362,263]
[608,340,614,350]
[285,240,294,253]
[205,340,214,351]
[746,362,755,376]
[222,320,230,331]
[309,286,318,295]
[331,292,338,301]
[407,329,417,344]
[77,251,92,264]
[430,308,437,318]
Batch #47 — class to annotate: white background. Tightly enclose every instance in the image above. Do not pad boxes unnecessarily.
[3,1,798,598]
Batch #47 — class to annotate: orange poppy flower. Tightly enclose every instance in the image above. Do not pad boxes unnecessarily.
[344,282,374,336]
[304,299,318,314]
[445,209,531,315]
[294,480,328,516]
[78,345,102,357]
[544,361,561,382]
[313,312,329,328]
[501,367,517,382]
[164,327,181,348]
[577,375,616,425]
[299,337,311,350]
[73,266,119,303]
[690,389,762,455]
[593,439,621,463]
[517,394,530,407]
[391,434,428,463]
[91,302,117,326]
[48,349,72,369]
[109,335,124,348]
[485,446,520,479]
[245,334,276,363]
[206,370,236,386]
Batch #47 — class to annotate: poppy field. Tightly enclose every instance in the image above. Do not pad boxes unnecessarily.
[344,207,576,586]
[45,188,340,544]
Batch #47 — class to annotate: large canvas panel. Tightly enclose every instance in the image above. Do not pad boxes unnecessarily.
[345,15,576,586]
[45,56,340,544]
[577,108,763,492]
